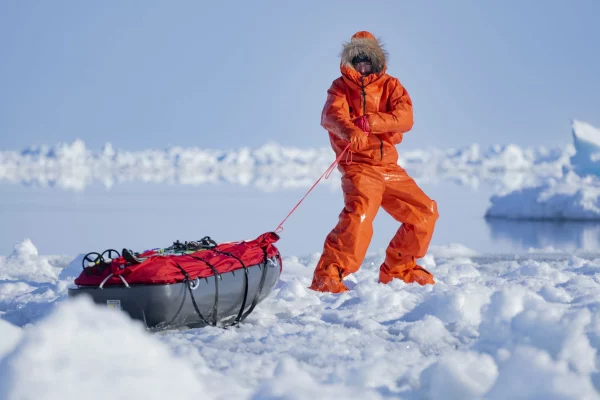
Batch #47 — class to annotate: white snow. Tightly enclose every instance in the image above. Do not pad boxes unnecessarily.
[2,241,600,399]
[427,243,478,259]
[0,240,72,327]
[0,296,210,400]
[0,239,70,283]
[421,350,498,399]
[0,319,21,359]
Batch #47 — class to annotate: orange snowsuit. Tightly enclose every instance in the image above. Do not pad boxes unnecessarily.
[310,31,439,293]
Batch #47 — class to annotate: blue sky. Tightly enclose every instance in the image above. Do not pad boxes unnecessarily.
[1,0,599,152]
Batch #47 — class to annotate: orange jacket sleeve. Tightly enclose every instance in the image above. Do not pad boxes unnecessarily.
[321,80,363,141]
[367,79,414,134]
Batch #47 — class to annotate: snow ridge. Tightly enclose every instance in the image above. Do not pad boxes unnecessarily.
[0,140,570,191]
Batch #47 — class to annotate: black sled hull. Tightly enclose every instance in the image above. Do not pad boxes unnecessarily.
[67,256,281,330]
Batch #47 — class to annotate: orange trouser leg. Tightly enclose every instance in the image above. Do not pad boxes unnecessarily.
[379,165,439,285]
[310,164,385,292]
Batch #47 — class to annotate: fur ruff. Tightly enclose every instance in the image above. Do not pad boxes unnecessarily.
[340,37,387,73]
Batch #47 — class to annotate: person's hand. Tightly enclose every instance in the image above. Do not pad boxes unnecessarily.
[353,115,370,133]
[349,130,369,152]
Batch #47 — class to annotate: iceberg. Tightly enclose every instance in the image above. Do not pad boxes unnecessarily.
[570,120,600,176]
[486,121,600,220]
[485,171,600,220]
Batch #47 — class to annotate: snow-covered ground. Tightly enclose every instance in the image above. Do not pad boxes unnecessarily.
[2,240,600,399]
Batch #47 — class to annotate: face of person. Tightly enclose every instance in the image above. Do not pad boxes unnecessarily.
[353,61,372,76]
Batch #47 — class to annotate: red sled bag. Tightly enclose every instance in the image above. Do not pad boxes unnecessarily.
[75,232,281,287]
[69,232,282,330]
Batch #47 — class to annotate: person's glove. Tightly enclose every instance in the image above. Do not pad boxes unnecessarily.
[348,130,369,152]
[353,115,370,133]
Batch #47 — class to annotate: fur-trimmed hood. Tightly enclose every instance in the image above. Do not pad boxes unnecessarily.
[340,31,388,77]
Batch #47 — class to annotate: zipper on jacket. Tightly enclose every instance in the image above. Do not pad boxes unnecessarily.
[360,76,367,115]
[361,76,383,160]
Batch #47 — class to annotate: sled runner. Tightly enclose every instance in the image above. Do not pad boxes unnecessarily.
[68,232,282,330]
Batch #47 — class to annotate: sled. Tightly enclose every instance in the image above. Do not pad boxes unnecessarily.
[67,232,282,330]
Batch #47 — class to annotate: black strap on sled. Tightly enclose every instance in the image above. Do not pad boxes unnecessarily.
[178,248,273,329]
[240,248,270,321]
[213,250,249,327]
[186,255,221,327]
[174,263,211,326]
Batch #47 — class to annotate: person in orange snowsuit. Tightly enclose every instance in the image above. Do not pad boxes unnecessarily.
[309,31,439,293]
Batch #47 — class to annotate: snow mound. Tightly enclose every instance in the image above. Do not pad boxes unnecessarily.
[0,296,210,400]
[0,241,74,326]
[486,346,598,400]
[0,239,69,283]
[421,350,498,400]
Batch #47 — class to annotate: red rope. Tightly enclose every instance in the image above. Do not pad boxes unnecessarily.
[275,143,351,233]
